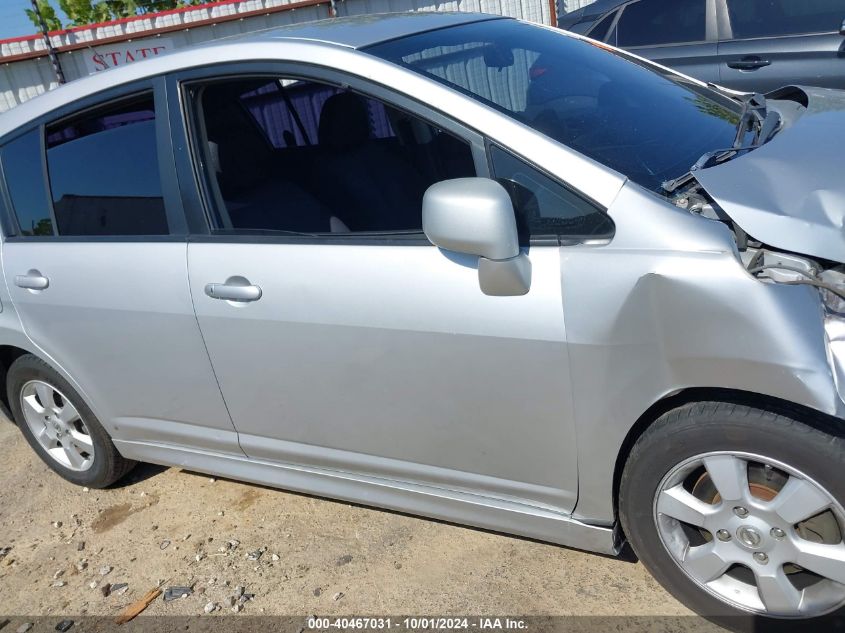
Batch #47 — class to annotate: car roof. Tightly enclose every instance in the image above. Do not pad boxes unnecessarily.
[0,12,504,140]
[221,11,503,49]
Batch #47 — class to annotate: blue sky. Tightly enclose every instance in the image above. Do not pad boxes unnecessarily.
[0,0,71,40]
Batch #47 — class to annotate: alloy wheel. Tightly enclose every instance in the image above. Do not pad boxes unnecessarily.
[20,379,95,472]
[654,451,845,618]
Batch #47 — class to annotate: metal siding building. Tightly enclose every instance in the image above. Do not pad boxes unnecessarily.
[0,0,596,112]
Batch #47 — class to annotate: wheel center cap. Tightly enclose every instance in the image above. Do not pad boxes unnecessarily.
[736,525,763,549]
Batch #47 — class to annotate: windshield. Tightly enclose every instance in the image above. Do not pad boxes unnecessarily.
[367,19,742,193]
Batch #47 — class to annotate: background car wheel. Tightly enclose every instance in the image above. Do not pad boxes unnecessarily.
[620,401,845,631]
[7,354,135,488]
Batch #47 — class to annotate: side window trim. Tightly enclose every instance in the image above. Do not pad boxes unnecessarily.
[153,76,189,237]
[186,84,232,232]
[721,28,844,42]
[0,148,20,238]
[37,123,59,236]
[715,0,732,40]
[165,61,489,242]
[1,77,188,242]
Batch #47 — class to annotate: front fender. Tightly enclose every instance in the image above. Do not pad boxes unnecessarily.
[565,183,841,523]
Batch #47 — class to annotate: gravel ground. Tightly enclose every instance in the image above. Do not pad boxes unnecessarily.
[0,413,698,622]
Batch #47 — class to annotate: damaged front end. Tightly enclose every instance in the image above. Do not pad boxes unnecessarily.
[733,243,845,401]
[683,85,845,258]
[672,185,845,408]
[660,83,845,406]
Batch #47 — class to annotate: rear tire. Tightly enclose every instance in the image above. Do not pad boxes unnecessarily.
[620,401,845,631]
[7,354,135,488]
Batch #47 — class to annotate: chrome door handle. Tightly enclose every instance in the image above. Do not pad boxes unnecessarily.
[204,282,262,302]
[14,272,49,290]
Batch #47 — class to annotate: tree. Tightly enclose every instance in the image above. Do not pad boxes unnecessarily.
[137,0,183,11]
[25,0,209,32]
[57,0,112,26]
[25,0,63,32]
[105,0,194,18]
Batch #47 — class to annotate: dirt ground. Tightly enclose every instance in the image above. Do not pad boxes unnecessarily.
[0,412,697,622]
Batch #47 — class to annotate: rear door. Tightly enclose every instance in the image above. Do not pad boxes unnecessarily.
[717,0,845,91]
[0,81,237,453]
[612,0,720,84]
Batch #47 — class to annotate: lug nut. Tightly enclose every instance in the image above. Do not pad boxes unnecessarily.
[716,529,732,542]
[771,527,785,539]
[753,552,769,564]
[733,506,749,518]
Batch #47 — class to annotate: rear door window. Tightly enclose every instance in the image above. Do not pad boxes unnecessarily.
[1,129,54,236]
[616,0,707,47]
[726,0,844,38]
[45,93,168,236]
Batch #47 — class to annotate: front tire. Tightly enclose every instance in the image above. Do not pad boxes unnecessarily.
[7,354,135,488]
[620,401,845,630]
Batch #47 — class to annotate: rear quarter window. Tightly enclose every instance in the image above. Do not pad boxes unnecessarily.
[0,129,54,236]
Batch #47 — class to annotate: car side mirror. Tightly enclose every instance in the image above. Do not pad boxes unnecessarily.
[840,18,845,35]
[422,178,531,296]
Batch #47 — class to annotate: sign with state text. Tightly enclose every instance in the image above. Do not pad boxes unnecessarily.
[84,37,174,74]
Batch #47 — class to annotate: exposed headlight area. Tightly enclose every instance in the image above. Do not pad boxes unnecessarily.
[738,246,845,401]
[741,248,845,312]
[673,181,845,407]
[818,268,845,315]
[817,268,845,400]
[671,184,845,318]
[824,310,845,401]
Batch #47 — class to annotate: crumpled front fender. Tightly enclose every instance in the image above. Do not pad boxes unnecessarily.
[566,182,844,523]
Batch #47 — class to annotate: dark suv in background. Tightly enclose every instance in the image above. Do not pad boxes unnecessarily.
[558,0,845,92]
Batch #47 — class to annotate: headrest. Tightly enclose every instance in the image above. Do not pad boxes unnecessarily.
[318,92,371,149]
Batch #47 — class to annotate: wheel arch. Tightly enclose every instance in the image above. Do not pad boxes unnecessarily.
[0,344,33,412]
[612,387,845,529]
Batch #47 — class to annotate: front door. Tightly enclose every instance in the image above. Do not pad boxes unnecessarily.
[176,70,580,512]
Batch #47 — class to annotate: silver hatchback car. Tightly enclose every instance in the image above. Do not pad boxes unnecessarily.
[0,12,844,628]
